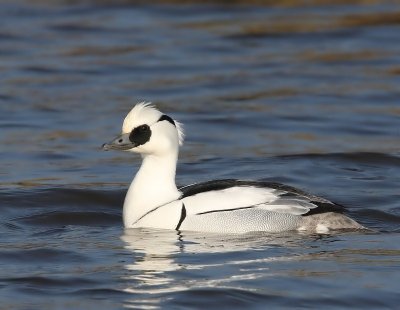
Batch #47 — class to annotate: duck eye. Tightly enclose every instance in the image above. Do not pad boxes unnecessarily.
[129,124,152,145]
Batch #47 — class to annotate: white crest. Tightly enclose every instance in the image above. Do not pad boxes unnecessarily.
[122,102,184,145]
[122,102,161,133]
[174,120,185,146]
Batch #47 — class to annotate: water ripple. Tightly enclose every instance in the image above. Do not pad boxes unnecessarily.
[0,1,399,309]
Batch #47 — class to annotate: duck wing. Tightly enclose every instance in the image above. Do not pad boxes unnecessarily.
[179,179,344,216]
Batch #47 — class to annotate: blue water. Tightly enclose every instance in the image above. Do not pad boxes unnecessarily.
[1,1,400,309]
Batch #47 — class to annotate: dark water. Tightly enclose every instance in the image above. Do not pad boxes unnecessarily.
[1,0,400,309]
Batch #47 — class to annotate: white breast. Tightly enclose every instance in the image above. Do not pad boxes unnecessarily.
[132,200,183,230]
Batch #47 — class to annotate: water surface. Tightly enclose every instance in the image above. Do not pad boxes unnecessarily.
[1,1,399,309]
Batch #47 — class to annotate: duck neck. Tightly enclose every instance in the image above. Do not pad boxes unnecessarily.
[123,151,181,227]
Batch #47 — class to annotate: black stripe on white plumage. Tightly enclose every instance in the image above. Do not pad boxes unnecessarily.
[103,102,364,234]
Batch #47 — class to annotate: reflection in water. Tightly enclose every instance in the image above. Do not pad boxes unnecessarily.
[121,229,183,289]
[120,229,399,309]
[121,229,187,309]
[120,228,319,308]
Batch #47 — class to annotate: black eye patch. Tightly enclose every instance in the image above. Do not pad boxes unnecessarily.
[158,115,175,126]
[129,124,151,146]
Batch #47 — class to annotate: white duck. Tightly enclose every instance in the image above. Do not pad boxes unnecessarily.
[103,102,364,234]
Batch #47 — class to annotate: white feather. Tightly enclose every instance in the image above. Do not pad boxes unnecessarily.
[182,186,318,216]
[182,186,279,215]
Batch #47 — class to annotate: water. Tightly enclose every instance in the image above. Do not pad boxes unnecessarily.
[1,0,400,308]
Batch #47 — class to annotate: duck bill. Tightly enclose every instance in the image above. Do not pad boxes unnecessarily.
[102,133,136,151]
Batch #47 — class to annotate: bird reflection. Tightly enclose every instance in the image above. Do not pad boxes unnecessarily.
[120,228,326,309]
